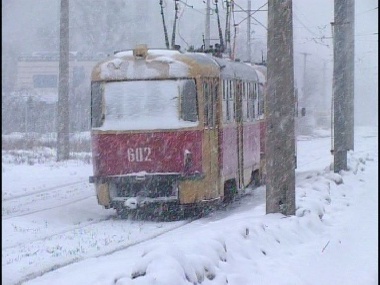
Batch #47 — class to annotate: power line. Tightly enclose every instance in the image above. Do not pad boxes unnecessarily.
[179,0,207,15]
[293,13,319,37]
[177,0,190,48]
[293,5,331,48]
[356,6,378,16]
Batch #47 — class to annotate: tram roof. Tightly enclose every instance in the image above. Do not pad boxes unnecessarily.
[91,47,259,82]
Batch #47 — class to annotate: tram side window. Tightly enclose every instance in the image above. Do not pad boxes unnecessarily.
[180,80,198,122]
[222,79,237,124]
[258,83,265,117]
[91,82,104,128]
[224,80,231,123]
[229,80,235,122]
[242,81,248,122]
[203,82,211,127]
[213,84,218,126]
[252,83,257,119]
[247,82,254,121]
[222,80,227,123]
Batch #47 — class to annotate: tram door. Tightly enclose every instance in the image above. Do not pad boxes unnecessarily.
[203,79,220,199]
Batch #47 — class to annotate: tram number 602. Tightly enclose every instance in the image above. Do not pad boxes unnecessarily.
[127,147,152,162]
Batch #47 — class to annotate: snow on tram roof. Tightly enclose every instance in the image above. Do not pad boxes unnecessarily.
[97,49,192,80]
[93,47,262,82]
[114,49,182,58]
[252,67,266,83]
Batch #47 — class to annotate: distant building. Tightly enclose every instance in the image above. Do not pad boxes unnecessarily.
[15,51,106,103]
[4,51,107,134]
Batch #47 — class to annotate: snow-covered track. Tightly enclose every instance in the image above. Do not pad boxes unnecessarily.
[2,181,93,219]
[2,180,84,202]
[2,195,94,220]
[8,218,195,285]
[2,215,115,251]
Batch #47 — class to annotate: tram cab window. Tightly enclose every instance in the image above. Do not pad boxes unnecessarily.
[203,82,211,127]
[180,80,198,122]
[91,82,104,128]
[203,81,218,128]
[92,80,199,131]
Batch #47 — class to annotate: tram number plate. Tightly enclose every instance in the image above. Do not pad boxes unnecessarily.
[127,147,152,162]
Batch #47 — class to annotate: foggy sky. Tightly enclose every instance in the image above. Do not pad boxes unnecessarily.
[2,0,378,125]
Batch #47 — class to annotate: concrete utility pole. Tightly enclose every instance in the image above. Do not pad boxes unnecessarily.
[246,0,251,62]
[57,0,70,161]
[332,0,348,172]
[266,0,296,215]
[346,0,355,150]
[205,0,211,49]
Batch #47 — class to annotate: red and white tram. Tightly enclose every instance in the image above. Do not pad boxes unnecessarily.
[89,45,267,217]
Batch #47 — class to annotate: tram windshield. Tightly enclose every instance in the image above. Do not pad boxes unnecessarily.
[91,79,198,130]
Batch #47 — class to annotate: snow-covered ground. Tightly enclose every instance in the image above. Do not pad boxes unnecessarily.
[2,126,378,285]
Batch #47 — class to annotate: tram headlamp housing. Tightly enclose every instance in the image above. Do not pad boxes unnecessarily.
[133,44,148,59]
[184,149,193,173]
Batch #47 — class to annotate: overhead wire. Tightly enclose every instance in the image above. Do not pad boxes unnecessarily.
[292,4,331,48]
[176,0,191,48]
[355,6,378,16]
